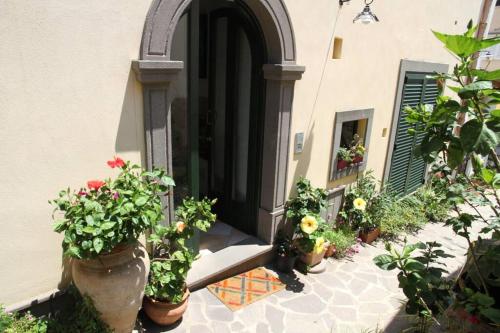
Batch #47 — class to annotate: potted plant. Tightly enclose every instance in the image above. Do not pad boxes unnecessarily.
[349,134,366,164]
[143,197,216,326]
[274,230,298,273]
[337,147,352,170]
[295,215,328,267]
[350,197,380,244]
[50,157,174,333]
[351,143,365,164]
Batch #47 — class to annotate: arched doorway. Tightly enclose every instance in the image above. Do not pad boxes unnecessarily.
[132,0,304,244]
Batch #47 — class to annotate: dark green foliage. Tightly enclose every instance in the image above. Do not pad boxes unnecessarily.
[374,242,454,331]
[1,286,112,333]
[285,177,327,223]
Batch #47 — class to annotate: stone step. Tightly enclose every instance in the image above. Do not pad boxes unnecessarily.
[187,236,274,290]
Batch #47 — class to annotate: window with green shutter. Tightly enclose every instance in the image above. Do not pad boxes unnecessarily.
[387,72,440,196]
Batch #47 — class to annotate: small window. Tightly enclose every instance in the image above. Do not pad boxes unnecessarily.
[330,109,374,180]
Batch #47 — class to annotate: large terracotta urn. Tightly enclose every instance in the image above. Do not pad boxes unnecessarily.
[72,242,150,333]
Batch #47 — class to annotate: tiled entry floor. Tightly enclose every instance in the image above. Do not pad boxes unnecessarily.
[199,221,252,255]
[138,217,481,333]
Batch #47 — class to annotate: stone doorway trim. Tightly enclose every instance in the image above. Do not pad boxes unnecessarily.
[132,0,305,244]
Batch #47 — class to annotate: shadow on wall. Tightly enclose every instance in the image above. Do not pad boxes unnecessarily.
[115,68,146,165]
[57,256,73,291]
[291,122,315,196]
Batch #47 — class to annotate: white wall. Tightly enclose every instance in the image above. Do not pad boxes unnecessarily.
[285,0,482,192]
[0,0,149,306]
[0,0,483,306]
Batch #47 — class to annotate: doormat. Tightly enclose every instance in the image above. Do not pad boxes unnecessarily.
[207,267,285,311]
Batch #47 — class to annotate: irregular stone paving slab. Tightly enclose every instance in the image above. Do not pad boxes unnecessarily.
[138,209,483,333]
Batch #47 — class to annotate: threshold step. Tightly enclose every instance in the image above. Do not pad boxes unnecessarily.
[187,236,274,290]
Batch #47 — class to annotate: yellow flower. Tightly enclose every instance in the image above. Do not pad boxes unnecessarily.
[300,216,318,234]
[176,221,186,233]
[314,237,325,254]
[353,198,366,211]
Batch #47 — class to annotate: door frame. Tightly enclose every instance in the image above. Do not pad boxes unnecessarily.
[132,0,305,244]
[382,59,449,186]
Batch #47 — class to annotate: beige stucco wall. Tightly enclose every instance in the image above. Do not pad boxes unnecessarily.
[285,0,483,193]
[0,0,149,307]
[0,0,483,307]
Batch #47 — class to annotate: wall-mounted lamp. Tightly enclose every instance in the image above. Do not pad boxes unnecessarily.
[353,0,379,24]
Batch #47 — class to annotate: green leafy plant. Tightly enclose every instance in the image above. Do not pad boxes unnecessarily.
[339,171,379,232]
[415,186,450,222]
[0,307,47,333]
[322,227,358,258]
[285,177,327,224]
[337,147,353,163]
[372,192,427,239]
[403,21,500,327]
[0,286,112,333]
[374,241,454,332]
[146,197,216,304]
[285,178,328,255]
[50,157,174,259]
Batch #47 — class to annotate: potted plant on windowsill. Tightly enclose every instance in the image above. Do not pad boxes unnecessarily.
[275,230,298,273]
[351,143,366,164]
[337,147,352,171]
[143,197,216,326]
[50,157,174,333]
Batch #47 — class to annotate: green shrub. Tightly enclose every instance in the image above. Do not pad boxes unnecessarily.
[0,307,47,333]
[0,286,111,333]
[371,191,427,239]
[322,227,358,258]
[415,187,450,222]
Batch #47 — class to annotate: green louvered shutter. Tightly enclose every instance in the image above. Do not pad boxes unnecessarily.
[388,73,439,196]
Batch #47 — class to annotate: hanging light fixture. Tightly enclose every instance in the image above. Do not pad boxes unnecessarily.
[353,0,379,24]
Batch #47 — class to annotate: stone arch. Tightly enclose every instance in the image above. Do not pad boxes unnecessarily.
[132,0,305,243]
[140,0,296,64]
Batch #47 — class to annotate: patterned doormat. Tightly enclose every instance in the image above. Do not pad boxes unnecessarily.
[207,267,285,311]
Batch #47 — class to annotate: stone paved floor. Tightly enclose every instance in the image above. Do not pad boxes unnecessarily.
[139,217,483,333]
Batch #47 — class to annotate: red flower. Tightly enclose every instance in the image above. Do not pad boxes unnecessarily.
[87,180,105,191]
[107,157,125,169]
[467,315,480,325]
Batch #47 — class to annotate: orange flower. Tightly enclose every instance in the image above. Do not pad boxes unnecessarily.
[176,222,186,233]
[87,180,105,191]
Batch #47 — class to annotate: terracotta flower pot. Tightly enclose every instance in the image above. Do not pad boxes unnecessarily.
[359,227,380,244]
[324,244,336,258]
[352,155,363,164]
[337,159,349,170]
[143,290,190,326]
[276,255,297,273]
[300,246,327,267]
[72,242,150,333]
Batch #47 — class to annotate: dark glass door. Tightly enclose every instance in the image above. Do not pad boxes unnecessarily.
[171,2,265,237]
[201,7,264,235]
